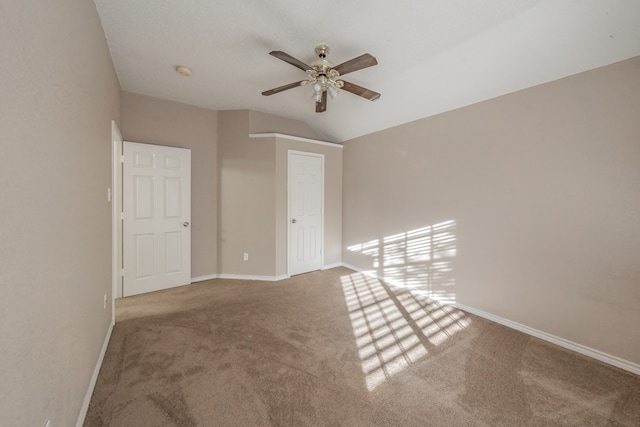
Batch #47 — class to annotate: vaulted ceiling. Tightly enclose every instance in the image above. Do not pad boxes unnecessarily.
[93,0,640,142]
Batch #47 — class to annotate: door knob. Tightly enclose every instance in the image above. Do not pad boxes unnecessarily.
[183,222,190,227]
[291,219,297,224]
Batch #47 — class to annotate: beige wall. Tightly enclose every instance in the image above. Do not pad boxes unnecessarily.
[342,57,640,365]
[121,92,218,279]
[275,139,343,276]
[218,111,343,277]
[0,1,121,426]
[218,110,278,275]
[119,103,341,279]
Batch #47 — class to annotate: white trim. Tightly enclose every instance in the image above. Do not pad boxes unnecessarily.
[216,274,289,282]
[76,321,114,427]
[342,262,384,281]
[454,303,640,376]
[341,262,640,376]
[111,121,123,310]
[191,274,218,283]
[322,262,344,270]
[249,133,342,148]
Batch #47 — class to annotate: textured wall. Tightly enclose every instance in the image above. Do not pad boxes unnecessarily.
[218,111,343,277]
[121,92,218,280]
[0,0,121,425]
[121,104,340,279]
[218,111,278,276]
[342,57,640,365]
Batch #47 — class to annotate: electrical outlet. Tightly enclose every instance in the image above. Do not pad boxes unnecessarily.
[103,294,107,310]
[243,252,249,261]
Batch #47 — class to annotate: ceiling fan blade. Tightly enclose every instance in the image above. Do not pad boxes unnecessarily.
[333,53,378,76]
[261,81,306,96]
[269,51,311,72]
[341,80,381,101]
[316,91,327,113]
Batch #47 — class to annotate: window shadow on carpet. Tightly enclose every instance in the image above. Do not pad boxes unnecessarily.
[341,271,470,391]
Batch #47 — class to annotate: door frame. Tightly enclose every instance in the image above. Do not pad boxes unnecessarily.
[111,121,123,319]
[287,150,325,277]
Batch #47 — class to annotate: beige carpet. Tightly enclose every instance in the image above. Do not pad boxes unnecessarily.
[85,267,640,426]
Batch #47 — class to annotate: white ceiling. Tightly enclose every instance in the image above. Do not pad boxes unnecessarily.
[93,0,640,142]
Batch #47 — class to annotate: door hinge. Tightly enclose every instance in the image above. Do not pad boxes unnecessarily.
[120,212,124,220]
[120,269,125,277]
[120,155,125,163]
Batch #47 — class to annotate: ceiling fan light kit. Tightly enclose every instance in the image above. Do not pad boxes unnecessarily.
[262,45,380,113]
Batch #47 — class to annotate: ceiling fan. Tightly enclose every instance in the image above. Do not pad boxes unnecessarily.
[262,45,380,113]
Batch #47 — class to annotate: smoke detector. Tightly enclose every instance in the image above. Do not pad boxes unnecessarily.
[175,65,192,76]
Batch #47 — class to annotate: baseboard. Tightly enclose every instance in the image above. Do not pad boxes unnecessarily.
[191,274,218,283]
[341,263,640,376]
[194,266,344,283]
[216,274,289,282]
[322,262,344,270]
[455,303,640,376]
[76,320,114,427]
[342,263,385,280]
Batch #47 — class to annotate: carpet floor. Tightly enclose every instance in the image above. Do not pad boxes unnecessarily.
[85,267,640,426]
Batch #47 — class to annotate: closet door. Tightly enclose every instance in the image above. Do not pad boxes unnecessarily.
[289,151,323,276]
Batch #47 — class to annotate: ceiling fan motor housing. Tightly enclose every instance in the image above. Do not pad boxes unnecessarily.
[309,46,342,91]
[314,44,330,58]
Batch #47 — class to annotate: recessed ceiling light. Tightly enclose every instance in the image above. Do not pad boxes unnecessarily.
[175,65,192,76]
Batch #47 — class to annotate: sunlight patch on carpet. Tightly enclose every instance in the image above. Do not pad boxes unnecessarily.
[341,272,470,391]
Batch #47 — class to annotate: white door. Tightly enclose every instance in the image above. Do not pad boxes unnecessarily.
[123,141,191,297]
[289,151,323,276]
